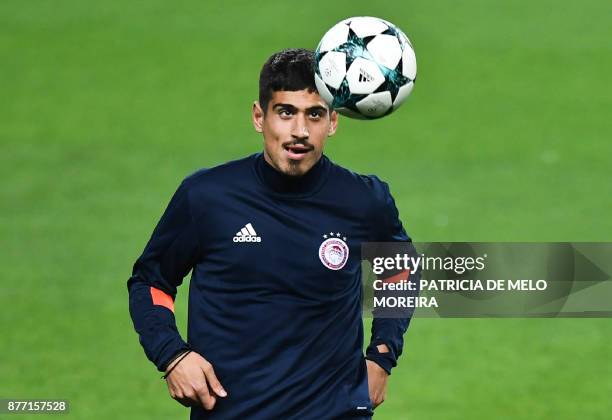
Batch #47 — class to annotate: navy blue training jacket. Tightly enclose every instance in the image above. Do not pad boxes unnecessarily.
[127,153,415,419]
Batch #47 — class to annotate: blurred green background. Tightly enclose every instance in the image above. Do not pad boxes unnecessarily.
[1,0,611,418]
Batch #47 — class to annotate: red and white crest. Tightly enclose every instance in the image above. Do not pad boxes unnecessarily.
[319,236,349,270]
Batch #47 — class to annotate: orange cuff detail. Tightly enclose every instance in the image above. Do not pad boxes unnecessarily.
[381,269,410,284]
[150,287,175,313]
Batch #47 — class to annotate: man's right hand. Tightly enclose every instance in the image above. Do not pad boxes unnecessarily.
[164,351,228,410]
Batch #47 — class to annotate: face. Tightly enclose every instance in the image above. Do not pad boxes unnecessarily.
[252,89,338,176]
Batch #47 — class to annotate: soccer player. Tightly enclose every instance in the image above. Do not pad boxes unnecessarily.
[128,48,415,419]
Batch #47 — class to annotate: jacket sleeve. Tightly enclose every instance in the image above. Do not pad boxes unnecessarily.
[365,177,420,375]
[127,179,201,372]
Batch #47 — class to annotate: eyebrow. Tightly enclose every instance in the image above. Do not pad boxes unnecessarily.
[272,103,329,114]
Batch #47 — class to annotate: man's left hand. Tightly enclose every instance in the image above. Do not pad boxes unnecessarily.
[366,357,389,409]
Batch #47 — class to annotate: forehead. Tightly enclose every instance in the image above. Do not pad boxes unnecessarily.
[268,89,328,110]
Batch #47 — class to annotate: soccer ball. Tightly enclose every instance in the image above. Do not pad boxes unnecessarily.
[314,16,417,119]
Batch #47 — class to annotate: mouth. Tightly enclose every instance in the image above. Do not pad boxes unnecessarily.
[283,144,313,161]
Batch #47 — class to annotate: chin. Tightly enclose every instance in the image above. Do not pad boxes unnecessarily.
[283,161,309,177]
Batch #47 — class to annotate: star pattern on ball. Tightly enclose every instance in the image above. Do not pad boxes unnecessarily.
[315,17,416,119]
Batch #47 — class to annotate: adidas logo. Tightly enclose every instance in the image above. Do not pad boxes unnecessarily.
[358,68,374,83]
[233,222,262,243]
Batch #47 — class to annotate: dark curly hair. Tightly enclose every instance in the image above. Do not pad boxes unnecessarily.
[258,48,317,114]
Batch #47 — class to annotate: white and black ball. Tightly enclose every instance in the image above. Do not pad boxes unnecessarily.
[314,16,417,119]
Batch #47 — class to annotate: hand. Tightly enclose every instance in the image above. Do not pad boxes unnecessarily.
[164,351,227,410]
[366,346,390,409]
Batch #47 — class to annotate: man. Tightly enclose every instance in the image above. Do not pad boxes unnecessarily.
[128,48,415,419]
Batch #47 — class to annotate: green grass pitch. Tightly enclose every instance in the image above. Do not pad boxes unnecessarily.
[1,0,611,418]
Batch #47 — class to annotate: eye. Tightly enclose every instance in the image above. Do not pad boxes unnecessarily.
[278,109,293,118]
[309,110,324,120]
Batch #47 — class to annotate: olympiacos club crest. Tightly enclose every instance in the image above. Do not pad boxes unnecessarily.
[319,233,349,270]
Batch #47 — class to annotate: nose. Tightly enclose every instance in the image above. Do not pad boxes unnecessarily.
[291,114,309,140]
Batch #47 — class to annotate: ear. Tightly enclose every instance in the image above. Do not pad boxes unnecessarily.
[327,110,338,137]
[252,101,264,133]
